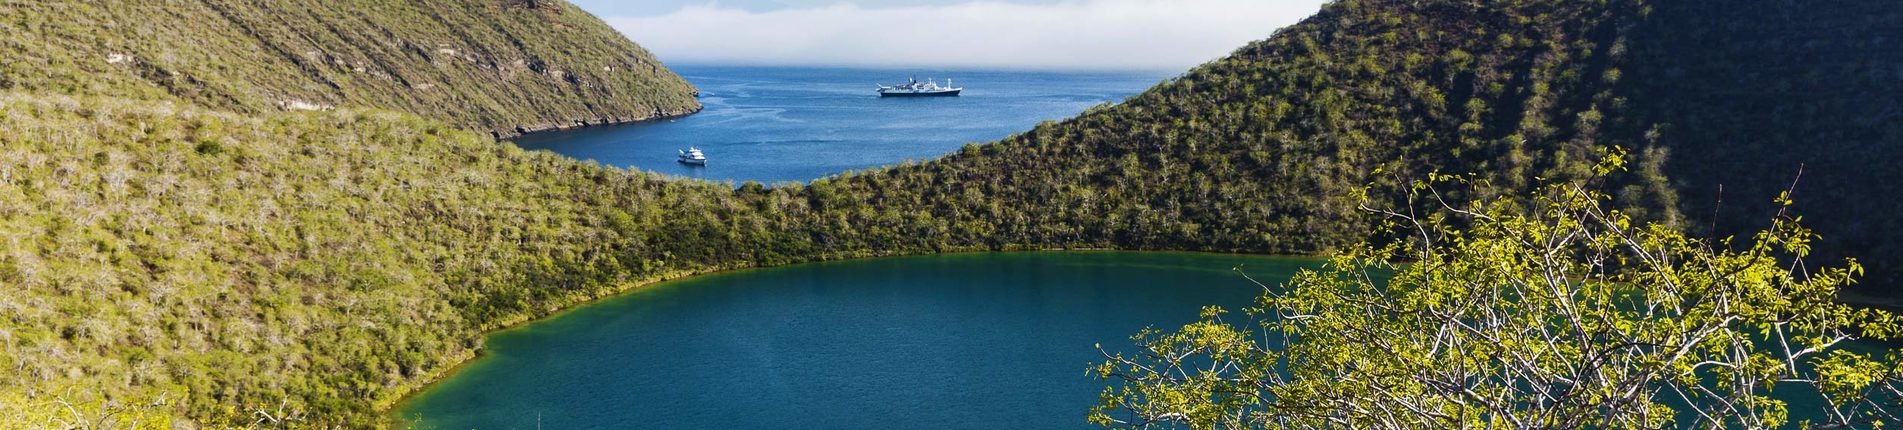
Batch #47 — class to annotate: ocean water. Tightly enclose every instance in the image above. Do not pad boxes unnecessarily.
[393,252,1315,429]
[511,65,1169,184]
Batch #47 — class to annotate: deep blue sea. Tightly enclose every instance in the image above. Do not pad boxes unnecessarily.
[511,65,1169,184]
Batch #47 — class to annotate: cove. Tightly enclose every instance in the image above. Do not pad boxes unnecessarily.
[510,65,1167,184]
[392,252,1320,428]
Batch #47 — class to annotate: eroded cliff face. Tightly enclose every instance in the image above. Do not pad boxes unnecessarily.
[0,0,701,136]
[503,102,703,138]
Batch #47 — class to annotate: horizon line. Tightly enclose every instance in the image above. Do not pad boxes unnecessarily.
[654,59,1199,75]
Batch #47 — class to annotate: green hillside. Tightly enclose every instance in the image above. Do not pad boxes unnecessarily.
[0,93,856,425]
[807,0,1678,254]
[822,0,1903,288]
[0,0,701,135]
[6,0,1902,427]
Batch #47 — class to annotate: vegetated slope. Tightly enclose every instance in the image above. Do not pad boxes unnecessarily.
[809,0,1678,255]
[821,0,1903,291]
[0,94,834,425]
[8,0,1902,427]
[0,0,1680,426]
[0,93,1008,426]
[1618,0,1903,293]
[0,0,700,135]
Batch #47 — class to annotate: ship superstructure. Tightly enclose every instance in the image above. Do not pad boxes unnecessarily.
[878,77,962,97]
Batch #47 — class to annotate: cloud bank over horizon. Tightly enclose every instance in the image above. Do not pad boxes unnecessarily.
[603,0,1328,71]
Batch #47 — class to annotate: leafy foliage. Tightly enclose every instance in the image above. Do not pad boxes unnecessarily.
[1092,175,1903,429]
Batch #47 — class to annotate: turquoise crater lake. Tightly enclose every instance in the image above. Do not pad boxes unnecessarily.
[393,252,1318,428]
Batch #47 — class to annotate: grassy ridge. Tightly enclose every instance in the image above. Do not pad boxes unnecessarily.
[830,0,1903,289]
[0,0,701,135]
[0,93,931,424]
[812,0,1676,256]
[0,94,693,424]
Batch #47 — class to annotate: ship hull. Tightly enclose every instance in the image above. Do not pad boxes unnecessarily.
[879,89,961,97]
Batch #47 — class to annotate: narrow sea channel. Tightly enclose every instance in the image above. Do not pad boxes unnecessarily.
[509,65,1169,184]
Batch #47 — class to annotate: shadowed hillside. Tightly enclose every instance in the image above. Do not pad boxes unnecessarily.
[1620,0,1903,293]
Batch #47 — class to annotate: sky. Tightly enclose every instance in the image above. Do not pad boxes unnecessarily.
[570,0,1330,71]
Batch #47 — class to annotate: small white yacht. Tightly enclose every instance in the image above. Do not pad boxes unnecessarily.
[678,147,707,165]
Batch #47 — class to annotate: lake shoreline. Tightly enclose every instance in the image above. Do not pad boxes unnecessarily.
[382,242,1903,427]
[377,246,1306,425]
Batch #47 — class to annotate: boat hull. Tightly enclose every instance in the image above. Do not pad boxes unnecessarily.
[678,159,706,166]
[879,89,961,97]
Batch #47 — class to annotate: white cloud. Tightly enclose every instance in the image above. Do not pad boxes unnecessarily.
[604,0,1328,71]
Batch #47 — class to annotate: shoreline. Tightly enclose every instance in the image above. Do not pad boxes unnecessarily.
[379,100,716,417]
[492,102,706,140]
[374,247,970,421]
[374,263,742,419]
[374,242,1903,426]
[373,246,1305,424]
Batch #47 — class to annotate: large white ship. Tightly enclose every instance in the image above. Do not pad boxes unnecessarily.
[877,77,961,97]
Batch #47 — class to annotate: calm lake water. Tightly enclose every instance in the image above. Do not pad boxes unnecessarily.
[393,252,1318,429]
[510,65,1168,184]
